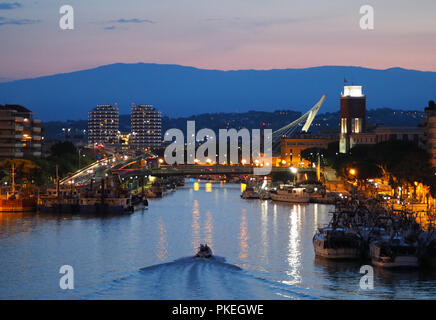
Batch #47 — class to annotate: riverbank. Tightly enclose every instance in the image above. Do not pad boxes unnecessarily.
[2,181,436,299]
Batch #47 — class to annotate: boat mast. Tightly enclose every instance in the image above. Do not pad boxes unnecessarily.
[56,164,59,198]
[11,162,15,195]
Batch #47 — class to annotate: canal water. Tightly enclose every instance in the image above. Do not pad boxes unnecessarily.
[1,180,436,300]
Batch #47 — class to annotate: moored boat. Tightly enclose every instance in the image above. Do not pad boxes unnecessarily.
[313,227,363,259]
[0,197,36,212]
[270,187,310,203]
[147,185,163,198]
[241,187,259,199]
[369,235,419,269]
[0,163,37,212]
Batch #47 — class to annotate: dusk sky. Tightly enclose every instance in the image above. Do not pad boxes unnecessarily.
[1,0,436,80]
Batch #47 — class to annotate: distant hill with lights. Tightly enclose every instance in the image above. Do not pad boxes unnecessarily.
[44,108,426,141]
[0,63,435,121]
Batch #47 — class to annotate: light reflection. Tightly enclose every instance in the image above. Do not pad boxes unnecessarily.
[157,218,168,260]
[192,199,201,250]
[239,208,249,260]
[261,200,269,262]
[0,212,24,226]
[273,203,277,235]
[205,182,212,192]
[204,210,213,248]
[286,206,302,284]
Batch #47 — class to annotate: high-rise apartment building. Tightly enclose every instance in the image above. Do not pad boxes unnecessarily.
[0,104,43,158]
[88,104,119,146]
[130,104,162,149]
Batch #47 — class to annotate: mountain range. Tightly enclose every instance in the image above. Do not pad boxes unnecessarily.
[0,63,435,121]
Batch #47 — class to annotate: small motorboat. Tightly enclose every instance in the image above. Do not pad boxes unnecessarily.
[241,187,259,199]
[195,244,213,258]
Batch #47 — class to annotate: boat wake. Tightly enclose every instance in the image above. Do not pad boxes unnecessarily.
[82,256,319,300]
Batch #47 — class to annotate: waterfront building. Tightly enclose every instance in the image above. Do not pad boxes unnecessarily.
[424,100,436,168]
[280,132,338,167]
[130,104,162,149]
[88,104,119,146]
[0,104,43,158]
[338,85,426,152]
[339,85,366,153]
[350,126,425,148]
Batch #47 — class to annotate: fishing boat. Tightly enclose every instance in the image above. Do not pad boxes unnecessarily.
[241,187,259,199]
[0,164,36,212]
[147,185,163,198]
[0,196,36,212]
[270,187,310,203]
[369,234,419,269]
[175,179,185,187]
[78,196,132,214]
[131,194,148,211]
[38,197,79,213]
[313,227,363,259]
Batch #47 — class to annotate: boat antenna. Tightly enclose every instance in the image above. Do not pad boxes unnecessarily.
[56,164,59,199]
[11,161,15,195]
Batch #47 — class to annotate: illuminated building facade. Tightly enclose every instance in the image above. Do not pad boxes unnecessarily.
[0,104,43,158]
[280,133,338,167]
[339,85,366,153]
[130,104,162,149]
[117,132,130,150]
[338,86,426,152]
[88,104,119,146]
[350,126,424,148]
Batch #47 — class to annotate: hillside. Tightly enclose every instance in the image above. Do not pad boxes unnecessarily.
[0,63,435,121]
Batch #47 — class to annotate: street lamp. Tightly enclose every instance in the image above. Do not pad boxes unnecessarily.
[290,167,297,185]
[78,149,82,169]
[349,168,356,176]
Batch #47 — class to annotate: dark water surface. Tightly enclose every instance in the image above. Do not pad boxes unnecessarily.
[1,181,436,299]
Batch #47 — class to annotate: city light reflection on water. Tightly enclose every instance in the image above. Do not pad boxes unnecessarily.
[1,180,436,299]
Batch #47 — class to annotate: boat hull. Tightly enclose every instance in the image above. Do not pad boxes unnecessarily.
[313,229,362,260]
[371,256,419,268]
[0,198,36,212]
[270,193,309,203]
[241,193,259,199]
[369,243,419,269]
[314,247,361,259]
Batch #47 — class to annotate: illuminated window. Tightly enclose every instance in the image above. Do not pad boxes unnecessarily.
[352,118,362,133]
[341,118,347,134]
